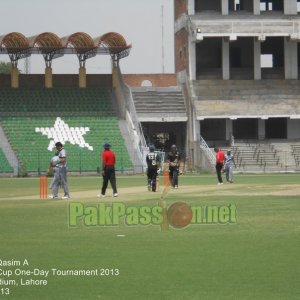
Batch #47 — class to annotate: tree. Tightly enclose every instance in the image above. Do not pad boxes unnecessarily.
[0,61,22,74]
[0,61,12,74]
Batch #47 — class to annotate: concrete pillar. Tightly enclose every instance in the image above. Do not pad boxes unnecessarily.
[193,110,200,142]
[221,0,229,15]
[284,0,297,15]
[112,65,126,119]
[222,38,230,80]
[188,0,195,14]
[11,65,19,88]
[189,39,196,80]
[253,0,261,15]
[284,37,298,79]
[258,119,265,139]
[226,119,233,141]
[254,38,261,80]
[45,66,53,88]
[287,119,300,139]
[79,66,86,88]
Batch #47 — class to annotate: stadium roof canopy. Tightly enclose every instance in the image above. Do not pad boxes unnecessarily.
[0,31,131,64]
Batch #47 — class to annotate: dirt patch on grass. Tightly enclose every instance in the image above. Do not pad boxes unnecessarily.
[268,185,300,196]
[177,183,300,196]
[5,183,300,201]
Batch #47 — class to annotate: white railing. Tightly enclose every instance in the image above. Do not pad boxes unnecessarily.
[123,85,147,149]
[199,135,216,166]
[120,77,148,170]
[112,65,148,171]
[192,19,300,38]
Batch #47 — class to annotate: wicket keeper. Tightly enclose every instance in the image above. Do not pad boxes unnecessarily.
[167,144,181,189]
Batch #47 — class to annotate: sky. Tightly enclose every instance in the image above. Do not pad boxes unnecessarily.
[0,0,174,74]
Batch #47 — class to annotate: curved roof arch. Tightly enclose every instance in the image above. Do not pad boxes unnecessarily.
[28,32,62,49]
[98,32,128,48]
[0,31,131,62]
[62,32,95,50]
[0,32,29,50]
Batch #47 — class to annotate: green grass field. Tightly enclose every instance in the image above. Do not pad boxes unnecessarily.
[0,174,299,300]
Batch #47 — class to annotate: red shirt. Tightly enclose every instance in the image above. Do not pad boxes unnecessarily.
[216,149,225,164]
[102,149,116,166]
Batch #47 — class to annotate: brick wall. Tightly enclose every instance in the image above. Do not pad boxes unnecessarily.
[0,74,177,88]
[0,74,112,87]
[175,28,189,73]
[174,0,188,20]
[123,74,177,87]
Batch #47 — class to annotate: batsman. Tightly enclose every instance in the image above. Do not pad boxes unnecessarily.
[48,142,70,199]
[167,144,182,189]
[146,144,160,192]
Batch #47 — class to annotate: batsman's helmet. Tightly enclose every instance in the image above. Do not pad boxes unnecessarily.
[55,142,63,148]
[149,144,155,152]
